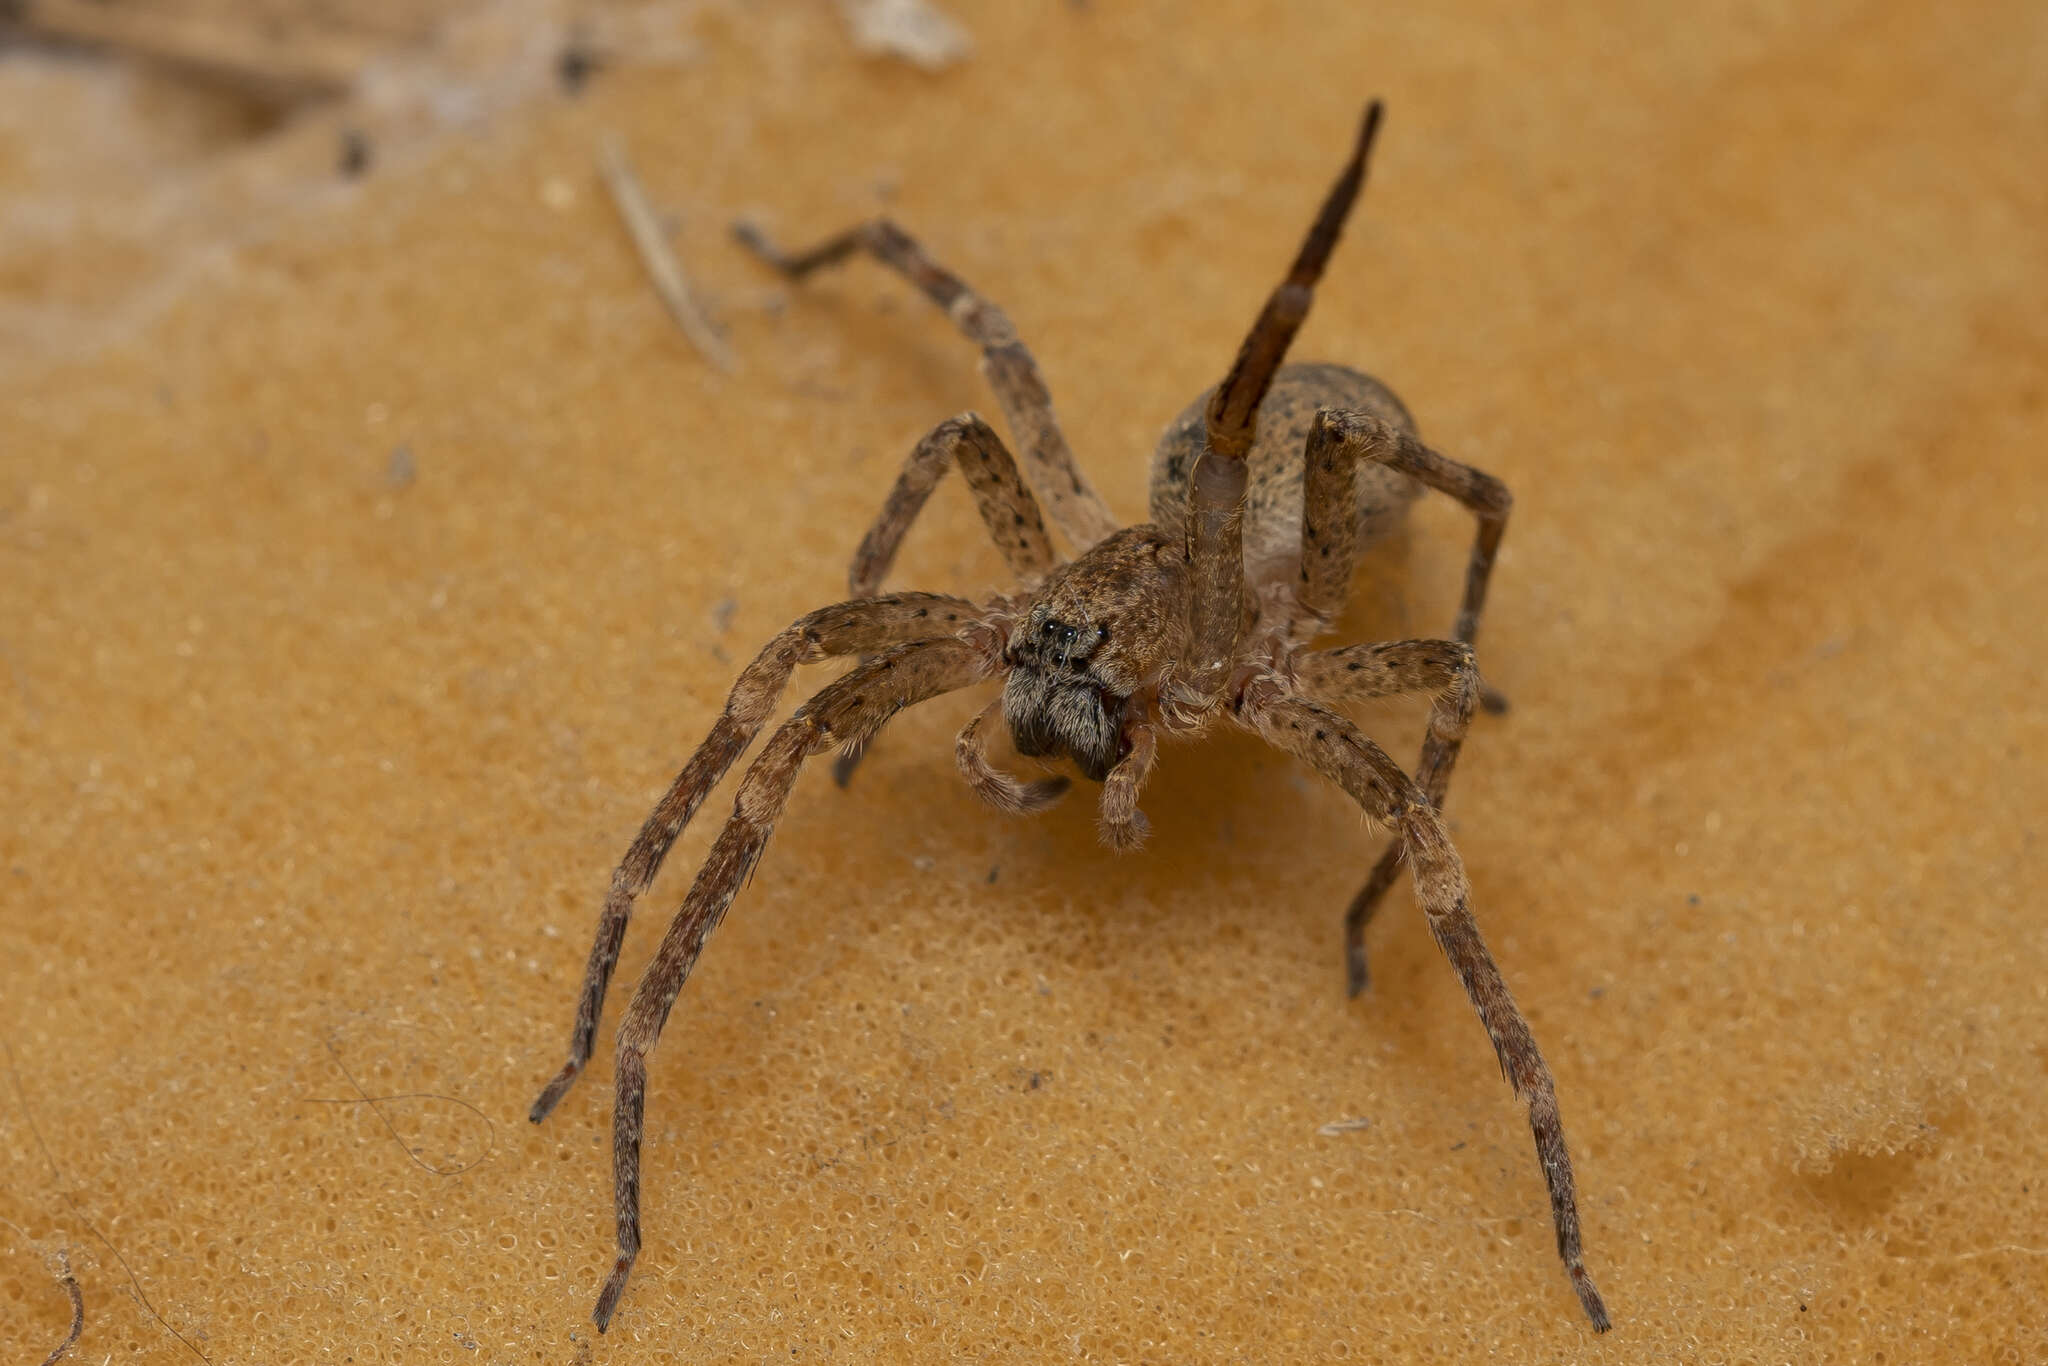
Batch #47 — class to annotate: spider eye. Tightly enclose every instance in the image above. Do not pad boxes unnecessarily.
[1037,617,1107,666]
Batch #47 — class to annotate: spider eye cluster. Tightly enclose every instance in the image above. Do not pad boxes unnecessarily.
[1036,616,1108,667]
[1002,613,1125,783]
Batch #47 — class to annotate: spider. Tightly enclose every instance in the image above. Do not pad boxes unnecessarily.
[530,100,1611,1334]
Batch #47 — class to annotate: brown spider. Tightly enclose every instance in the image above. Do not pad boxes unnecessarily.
[530,100,1611,1334]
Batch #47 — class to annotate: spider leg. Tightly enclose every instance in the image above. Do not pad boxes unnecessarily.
[1235,685,1610,1333]
[530,593,980,1124]
[833,413,1058,787]
[596,637,990,1331]
[1097,714,1158,851]
[850,412,1059,595]
[734,217,1119,552]
[1294,639,1479,996]
[1186,101,1384,698]
[955,695,1070,813]
[1302,408,1513,711]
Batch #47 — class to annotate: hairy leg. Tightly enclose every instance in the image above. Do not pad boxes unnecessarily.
[1294,639,1479,995]
[1235,685,1610,1333]
[955,694,1070,814]
[1185,102,1384,700]
[530,593,980,1123]
[850,413,1059,596]
[734,217,1119,551]
[1300,408,1512,708]
[596,637,990,1330]
[834,412,1057,786]
[1097,714,1158,851]
[1293,403,1513,982]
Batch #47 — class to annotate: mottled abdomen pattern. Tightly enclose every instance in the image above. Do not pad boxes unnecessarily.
[1148,361,1421,590]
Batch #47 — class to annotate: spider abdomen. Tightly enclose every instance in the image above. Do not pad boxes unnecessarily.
[1149,361,1422,595]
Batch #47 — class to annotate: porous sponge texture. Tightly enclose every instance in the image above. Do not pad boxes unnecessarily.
[3,2,2046,1362]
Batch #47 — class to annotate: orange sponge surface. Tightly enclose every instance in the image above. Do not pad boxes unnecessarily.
[2,3,2044,1362]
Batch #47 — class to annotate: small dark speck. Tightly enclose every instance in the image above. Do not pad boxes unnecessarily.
[1687,894,1701,907]
[1799,1303,1808,1313]
[986,865,1000,884]
[711,598,738,633]
[339,128,372,177]
[1448,1141,1466,1152]
[1026,1071,1042,1090]
[558,37,603,93]
[1588,986,1605,1000]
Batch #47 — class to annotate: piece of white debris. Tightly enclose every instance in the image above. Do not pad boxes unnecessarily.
[1317,1116,1375,1137]
[839,0,973,71]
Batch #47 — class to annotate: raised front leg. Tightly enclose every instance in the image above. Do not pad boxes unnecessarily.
[1294,638,1480,995]
[1185,102,1386,700]
[734,217,1120,552]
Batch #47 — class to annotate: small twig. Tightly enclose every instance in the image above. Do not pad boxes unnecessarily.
[597,132,736,372]
[40,1248,83,1366]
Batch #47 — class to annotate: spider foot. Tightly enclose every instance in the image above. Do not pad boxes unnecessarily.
[730,219,787,269]
[1344,939,1374,999]
[1572,1263,1613,1333]
[1479,682,1510,715]
[1098,808,1150,853]
[529,1062,582,1123]
[593,1251,637,1333]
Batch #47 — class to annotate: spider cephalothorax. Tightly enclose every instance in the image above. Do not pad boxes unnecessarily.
[1002,525,1188,781]
[532,101,1611,1336]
